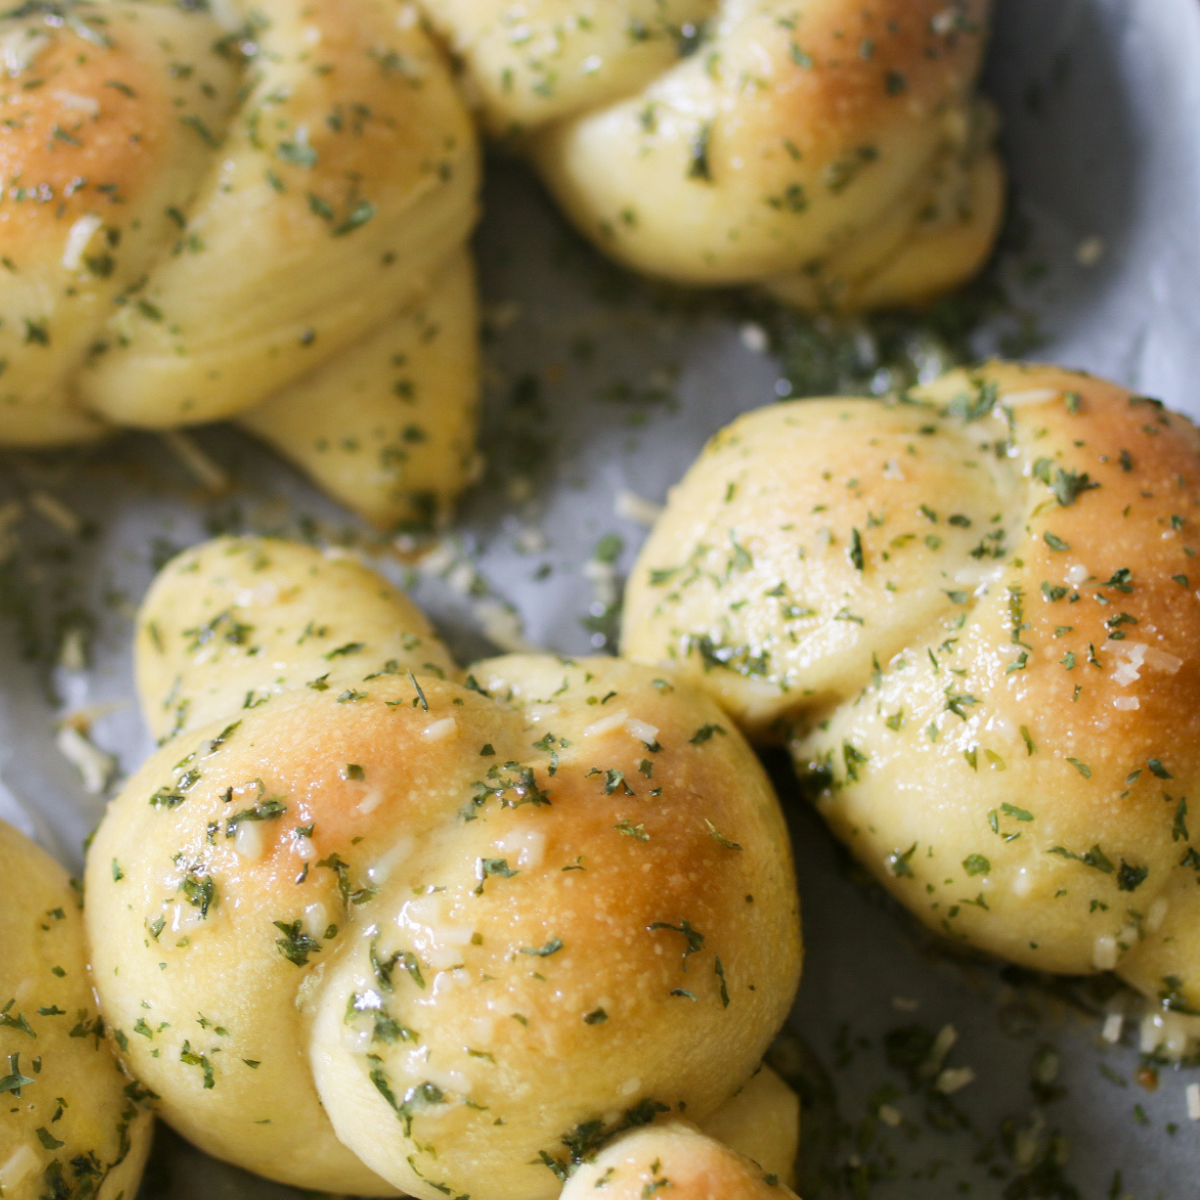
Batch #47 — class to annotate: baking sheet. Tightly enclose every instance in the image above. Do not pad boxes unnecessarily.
[3,0,1200,1194]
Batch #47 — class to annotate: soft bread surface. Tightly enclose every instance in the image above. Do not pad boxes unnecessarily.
[0,0,480,528]
[560,1117,798,1200]
[424,0,1002,310]
[85,537,801,1199]
[0,819,153,1200]
[695,1063,800,1189]
[624,363,1200,1004]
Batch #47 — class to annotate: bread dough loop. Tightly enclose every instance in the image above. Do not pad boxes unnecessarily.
[0,819,153,1200]
[85,536,801,1199]
[424,0,1003,310]
[0,0,480,529]
[625,362,1200,1011]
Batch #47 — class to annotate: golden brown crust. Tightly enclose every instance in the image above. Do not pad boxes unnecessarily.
[739,0,988,156]
[0,0,481,529]
[0,33,172,243]
[86,537,801,1200]
[0,2,240,444]
[624,363,1200,1000]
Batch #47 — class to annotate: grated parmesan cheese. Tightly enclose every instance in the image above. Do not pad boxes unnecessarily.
[61,213,103,270]
[1092,936,1119,971]
[624,717,659,745]
[0,29,49,75]
[422,717,457,742]
[496,828,545,869]
[57,626,87,672]
[739,322,768,352]
[1075,236,1105,267]
[931,7,960,35]
[56,724,115,794]
[514,526,547,554]
[233,819,266,862]
[303,902,328,937]
[474,599,534,653]
[1013,1113,1045,1170]
[415,537,458,576]
[356,790,384,815]
[162,431,229,492]
[935,1066,975,1094]
[919,1024,957,1080]
[1143,646,1183,674]
[366,837,413,883]
[1139,1008,1200,1060]
[583,711,628,739]
[52,89,99,116]
[1112,642,1147,686]
[30,491,81,536]
[615,489,664,527]
[1002,388,1061,408]
[583,558,619,607]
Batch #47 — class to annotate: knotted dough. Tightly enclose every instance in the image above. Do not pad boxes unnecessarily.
[423,0,1002,310]
[0,819,152,1200]
[84,536,801,1199]
[624,362,1200,1014]
[0,0,479,528]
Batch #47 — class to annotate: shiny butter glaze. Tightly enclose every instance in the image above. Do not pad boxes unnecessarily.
[425,0,1002,309]
[625,362,1200,1007]
[85,536,801,1199]
[0,0,479,529]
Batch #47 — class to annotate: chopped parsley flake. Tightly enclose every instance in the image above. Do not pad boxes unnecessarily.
[521,938,564,958]
[273,920,321,966]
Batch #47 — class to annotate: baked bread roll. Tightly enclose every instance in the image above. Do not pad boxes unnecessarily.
[84,536,801,1198]
[0,0,479,529]
[0,819,153,1200]
[624,363,1200,1010]
[423,0,1002,310]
